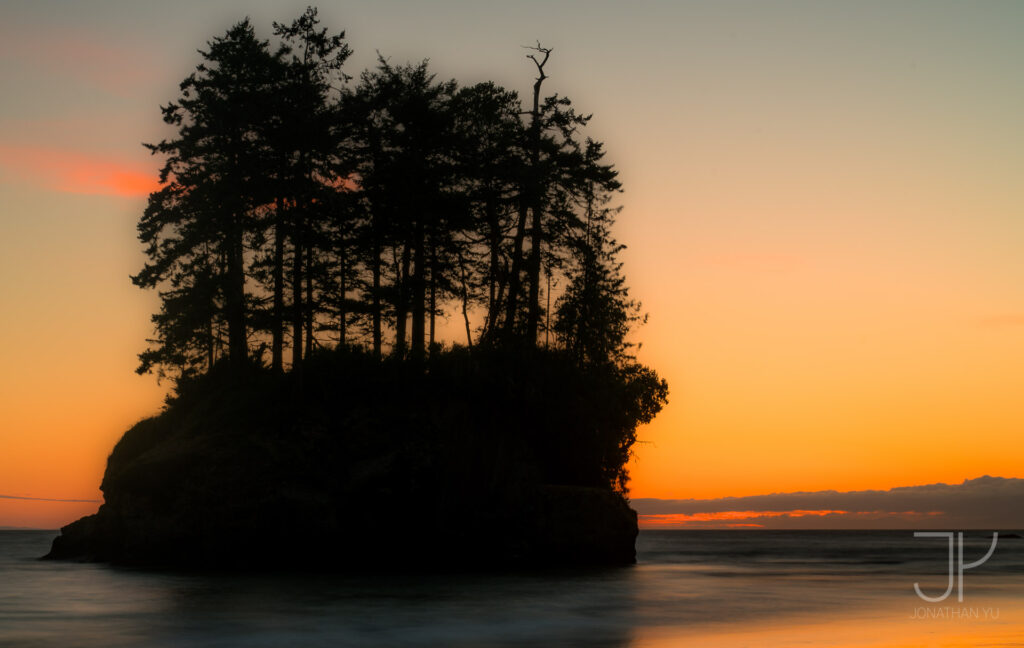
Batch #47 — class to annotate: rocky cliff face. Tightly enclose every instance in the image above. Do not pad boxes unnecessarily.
[46,476,638,569]
[45,356,639,569]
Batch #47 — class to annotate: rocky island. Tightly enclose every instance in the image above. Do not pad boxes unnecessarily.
[45,10,668,569]
[47,348,662,568]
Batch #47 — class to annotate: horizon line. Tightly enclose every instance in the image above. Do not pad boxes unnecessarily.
[0,494,100,503]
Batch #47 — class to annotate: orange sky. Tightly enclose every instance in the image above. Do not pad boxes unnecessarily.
[2,1,1023,528]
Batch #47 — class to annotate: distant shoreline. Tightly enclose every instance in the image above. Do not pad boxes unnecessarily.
[0,527,54,532]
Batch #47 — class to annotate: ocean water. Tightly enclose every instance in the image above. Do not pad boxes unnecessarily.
[1,530,1022,647]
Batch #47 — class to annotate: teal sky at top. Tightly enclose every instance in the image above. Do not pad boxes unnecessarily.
[4,1,1024,153]
[4,1,1024,234]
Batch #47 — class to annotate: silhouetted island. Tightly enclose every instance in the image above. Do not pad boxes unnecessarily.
[46,9,668,569]
[47,347,665,568]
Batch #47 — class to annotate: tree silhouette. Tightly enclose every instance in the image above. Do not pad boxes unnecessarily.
[555,139,636,366]
[134,19,282,378]
[270,7,351,372]
[129,9,669,497]
[346,58,464,361]
[448,82,524,342]
[136,17,646,376]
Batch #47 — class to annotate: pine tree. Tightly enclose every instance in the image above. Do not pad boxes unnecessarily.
[554,140,635,367]
[449,82,526,343]
[271,7,352,371]
[347,59,459,359]
[134,20,281,379]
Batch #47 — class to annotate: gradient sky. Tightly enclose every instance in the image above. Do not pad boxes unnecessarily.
[1,1,1022,528]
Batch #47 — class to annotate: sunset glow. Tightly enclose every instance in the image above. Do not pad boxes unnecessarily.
[2,1,1023,529]
[639,510,849,527]
[637,510,949,529]
[0,146,160,197]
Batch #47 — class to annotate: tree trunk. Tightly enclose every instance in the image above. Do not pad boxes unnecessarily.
[291,216,303,371]
[503,198,529,338]
[271,197,285,373]
[411,224,426,362]
[394,243,411,357]
[523,45,549,345]
[305,242,314,357]
[371,234,382,359]
[226,216,247,366]
[428,245,436,352]
[545,271,551,347]
[526,205,542,342]
[207,313,215,372]
[484,197,500,334]
[458,250,473,350]
[338,254,347,347]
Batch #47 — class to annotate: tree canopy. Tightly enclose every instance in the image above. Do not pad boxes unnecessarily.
[133,8,667,492]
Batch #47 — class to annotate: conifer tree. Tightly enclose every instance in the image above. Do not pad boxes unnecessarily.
[271,7,352,370]
[134,20,281,378]
[553,141,636,367]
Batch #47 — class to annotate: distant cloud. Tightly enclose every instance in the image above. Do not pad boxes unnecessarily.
[0,145,159,197]
[0,494,100,503]
[632,476,1024,529]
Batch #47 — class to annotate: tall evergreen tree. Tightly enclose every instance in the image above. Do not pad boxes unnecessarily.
[347,59,459,360]
[134,20,281,378]
[271,7,352,371]
[554,140,635,366]
[136,12,652,392]
[449,82,526,343]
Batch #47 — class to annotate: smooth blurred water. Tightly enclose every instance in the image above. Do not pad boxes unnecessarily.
[1,530,1022,647]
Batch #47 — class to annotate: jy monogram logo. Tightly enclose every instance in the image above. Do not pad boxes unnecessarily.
[914,532,998,602]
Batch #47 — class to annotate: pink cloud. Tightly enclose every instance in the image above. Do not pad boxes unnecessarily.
[0,145,160,197]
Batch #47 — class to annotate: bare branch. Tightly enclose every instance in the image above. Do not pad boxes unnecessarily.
[521,41,552,81]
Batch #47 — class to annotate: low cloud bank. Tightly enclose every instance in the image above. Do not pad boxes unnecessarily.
[632,476,1024,529]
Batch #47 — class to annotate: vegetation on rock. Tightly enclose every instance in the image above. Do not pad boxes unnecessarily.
[47,7,668,568]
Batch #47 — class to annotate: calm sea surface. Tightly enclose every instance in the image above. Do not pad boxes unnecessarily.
[1,530,1022,647]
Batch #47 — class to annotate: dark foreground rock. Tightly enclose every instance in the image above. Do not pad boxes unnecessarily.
[45,350,642,569]
[46,482,637,569]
